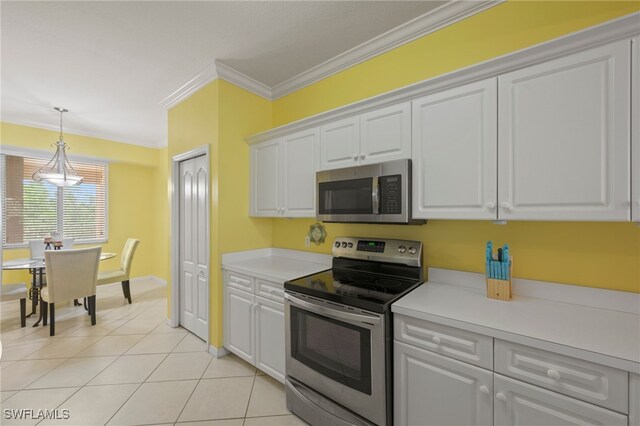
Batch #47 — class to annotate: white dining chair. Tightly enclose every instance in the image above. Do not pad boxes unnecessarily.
[28,240,46,260]
[41,247,101,336]
[1,283,28,327]
[97,239,140,304]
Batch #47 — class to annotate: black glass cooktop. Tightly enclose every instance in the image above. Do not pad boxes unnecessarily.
[285,268,422,314]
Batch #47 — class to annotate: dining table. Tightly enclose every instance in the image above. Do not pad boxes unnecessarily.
[2,252,116,327]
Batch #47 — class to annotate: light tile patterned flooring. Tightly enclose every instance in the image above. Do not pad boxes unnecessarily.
[0,279,306,426]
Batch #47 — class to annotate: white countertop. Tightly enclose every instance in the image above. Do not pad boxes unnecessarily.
[392,268,640,373]
[221,248,331,284]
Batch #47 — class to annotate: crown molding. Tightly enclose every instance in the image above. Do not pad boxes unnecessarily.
[269,0,504,100]
[1,117,161,149]
[160,60,218,110]
[215,60,273,100]
[246,11,640,145]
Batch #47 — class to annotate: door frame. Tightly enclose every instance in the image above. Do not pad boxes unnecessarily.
[170,145,210,346]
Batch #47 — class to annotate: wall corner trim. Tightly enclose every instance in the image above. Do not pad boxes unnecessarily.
[160,60,218,110]
[209,345,230,359]
[215,60,274,100]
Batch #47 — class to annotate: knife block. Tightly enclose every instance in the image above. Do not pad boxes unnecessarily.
[486,261,512,301]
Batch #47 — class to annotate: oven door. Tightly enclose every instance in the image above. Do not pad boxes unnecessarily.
[285,291,386,426]
[317,176,379,222]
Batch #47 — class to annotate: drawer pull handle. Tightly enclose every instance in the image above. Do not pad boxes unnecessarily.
[431,336,441,345]
[495,392,507,402]
[479,385,490,395]
[547,369,561,380]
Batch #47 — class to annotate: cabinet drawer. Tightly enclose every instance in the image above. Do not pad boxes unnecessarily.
[256,279,285,302]
[494,374,627,426]
[225,271,254,292]
[495,340,628,413]
[394,315,493,369]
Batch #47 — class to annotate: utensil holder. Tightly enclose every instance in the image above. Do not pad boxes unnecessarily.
[486,261,512,301]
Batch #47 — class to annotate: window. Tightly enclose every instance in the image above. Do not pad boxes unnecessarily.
[1,153,108,247]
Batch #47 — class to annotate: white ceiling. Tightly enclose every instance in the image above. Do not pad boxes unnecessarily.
[1,1,491,148]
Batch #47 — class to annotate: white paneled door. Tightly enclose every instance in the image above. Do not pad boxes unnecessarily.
[179,154,209,340]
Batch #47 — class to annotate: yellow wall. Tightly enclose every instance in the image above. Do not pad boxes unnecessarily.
[270,1,640,293]
[167,79,272,346]
[1,122,164,285]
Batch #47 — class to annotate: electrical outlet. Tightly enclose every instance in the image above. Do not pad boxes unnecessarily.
[304,236,311,247]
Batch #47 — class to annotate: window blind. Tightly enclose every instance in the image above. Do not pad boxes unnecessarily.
[1,153,108,246]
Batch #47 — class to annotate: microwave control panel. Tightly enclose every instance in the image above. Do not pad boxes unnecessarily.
[379,175,402,214]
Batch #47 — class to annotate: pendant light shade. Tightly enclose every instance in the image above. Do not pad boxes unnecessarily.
[32,107,83,187]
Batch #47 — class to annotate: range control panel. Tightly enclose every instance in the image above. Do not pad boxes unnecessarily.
[332,237,422,267]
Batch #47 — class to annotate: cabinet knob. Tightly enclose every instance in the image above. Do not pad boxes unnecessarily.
[546,369,561,380]
[486,202,496,210]
[360,154,366,160]
[500,202,513,212]
[479,385,490,395]
[353,154,359,161]
[431,336,441,345]
[495,392,507,402]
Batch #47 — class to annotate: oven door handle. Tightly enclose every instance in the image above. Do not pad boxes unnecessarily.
[285,293,381,325]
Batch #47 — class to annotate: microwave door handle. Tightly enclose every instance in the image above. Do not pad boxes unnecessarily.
[372,176,380,214]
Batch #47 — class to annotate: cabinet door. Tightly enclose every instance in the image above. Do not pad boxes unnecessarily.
[250,139,280,217]
[633,37,639,222]
[224,286,255,365]
[498,39,631,221]
[281,129,318,217]
[412,78,498,219]
[394,340,493,426]
[254,296,285,383]
[631,373,640,426]
[319,116,360,170]
[360,102,411,165]
[494,374,627,426]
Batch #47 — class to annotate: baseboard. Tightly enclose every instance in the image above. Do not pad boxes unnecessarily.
[130,275,167,286]
[209,345,230,359]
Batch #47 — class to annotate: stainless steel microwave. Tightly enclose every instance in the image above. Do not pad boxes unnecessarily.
[316,159,425,224]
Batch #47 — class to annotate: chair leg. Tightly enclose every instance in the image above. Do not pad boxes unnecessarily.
[122,280,132,304]
[19,298,26,327]
[85,297,90,315]
[49,303,55,336]
[89,296,97,325]
[42,300,48,326]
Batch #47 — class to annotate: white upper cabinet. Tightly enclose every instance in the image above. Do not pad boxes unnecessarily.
[360,102,412,165]
[318,102,411,171]
[632,37,639,222]
[498,39,631,221]
[319,116,360,170]
[251,139,280,217]
[281,129,318,217]
[250,129,318,218]
[412,78,498,220]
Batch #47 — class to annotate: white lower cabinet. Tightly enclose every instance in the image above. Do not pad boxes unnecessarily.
[494,374,627,426]
[394,315,635,426]
[224,286,255,364]
[255,295,285,382]
[394,340,493,426]
[223,270,285,383]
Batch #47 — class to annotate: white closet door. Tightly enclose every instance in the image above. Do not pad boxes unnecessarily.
[179,154,208,341]
[498,39,631,221]
[412,78,498,219]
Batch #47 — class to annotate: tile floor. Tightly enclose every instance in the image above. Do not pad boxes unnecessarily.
[0,279,306,426]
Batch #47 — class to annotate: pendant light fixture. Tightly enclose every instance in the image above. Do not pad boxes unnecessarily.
[32,107,83,187]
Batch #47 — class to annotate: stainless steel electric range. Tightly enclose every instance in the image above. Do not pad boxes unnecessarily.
[284,237,423,426]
